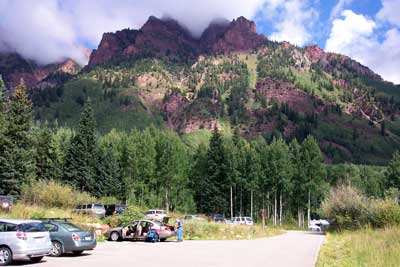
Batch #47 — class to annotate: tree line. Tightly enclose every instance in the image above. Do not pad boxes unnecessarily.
[1,79,399,226]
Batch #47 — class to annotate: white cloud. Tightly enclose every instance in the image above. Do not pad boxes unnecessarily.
[259,0,318,46]
[329,0,353,20]
[377,0,400,27]
[0,0,265,65]
[325,9,400,84]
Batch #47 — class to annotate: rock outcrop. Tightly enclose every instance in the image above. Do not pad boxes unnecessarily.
[88,16,268,66]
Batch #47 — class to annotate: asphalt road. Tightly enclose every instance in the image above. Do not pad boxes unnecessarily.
[13,231,325,267]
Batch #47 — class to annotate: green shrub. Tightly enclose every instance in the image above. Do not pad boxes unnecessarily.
[99,196,120,205]
[20,180,96,209]
[103,206,144,227]
[370,199,400,227]
[322,185,400,230]
[322,185,370,230]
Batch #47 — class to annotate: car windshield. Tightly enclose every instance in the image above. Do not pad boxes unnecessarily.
[94,204,103,209]
[156,211,164,214]
[60,222,82,232]
[19,222,47,232]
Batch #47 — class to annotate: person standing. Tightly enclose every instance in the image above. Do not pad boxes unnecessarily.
[176,219,183,242]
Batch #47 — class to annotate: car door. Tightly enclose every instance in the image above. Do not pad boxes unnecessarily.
[43,223,60,241]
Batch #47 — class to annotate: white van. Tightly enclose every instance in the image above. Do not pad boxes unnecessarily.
[233,217,254,226]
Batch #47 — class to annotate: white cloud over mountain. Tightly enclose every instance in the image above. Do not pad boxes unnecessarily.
[325,2,400,84]
[0,0,399,84]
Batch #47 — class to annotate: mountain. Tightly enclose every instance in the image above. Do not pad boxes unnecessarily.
[88,16,266,66]
[3,16,400,165]
[0,52,82,90]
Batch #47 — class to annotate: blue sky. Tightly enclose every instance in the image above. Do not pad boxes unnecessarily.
[0,0,399,83]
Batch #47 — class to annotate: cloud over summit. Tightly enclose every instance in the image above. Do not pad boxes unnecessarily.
[0,0,264,65]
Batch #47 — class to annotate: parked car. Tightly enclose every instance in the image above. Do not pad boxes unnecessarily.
[224,219,234,225]
[105,219,175,242]
[211,214,225,223]
[183,215,206,222]
[0,219,52,266]
[233,217,254,226]
[0,196,13,212]
[42,219,96,257]
[309,219,329,232]
[144,209,167,222]
[104,204,127,217]
[73,204,106,219]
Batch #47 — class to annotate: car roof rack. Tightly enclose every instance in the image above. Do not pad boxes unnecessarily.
[41,218,72,222]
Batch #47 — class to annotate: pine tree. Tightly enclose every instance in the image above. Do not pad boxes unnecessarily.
[205,127,229,214]
[0,80,35,195]
[33,125,57,180]
[95,145,122,198]
[63,100,97,192]
[192,143,209,212]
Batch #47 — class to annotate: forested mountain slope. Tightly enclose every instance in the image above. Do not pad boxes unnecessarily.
[3,16,400,165]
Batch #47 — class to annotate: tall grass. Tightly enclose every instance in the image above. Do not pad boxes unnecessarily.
[317,227,400,267]
[0,203,101,224]
[183,221,283,240]
[20,180,96,209]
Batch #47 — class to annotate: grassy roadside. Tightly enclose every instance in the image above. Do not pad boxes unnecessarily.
[1,204,283,241]
[183,221,284,240]
[317,227,400,267]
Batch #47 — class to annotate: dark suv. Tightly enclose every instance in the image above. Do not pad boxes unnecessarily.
[104,204,128,216]
[212,214,225,223]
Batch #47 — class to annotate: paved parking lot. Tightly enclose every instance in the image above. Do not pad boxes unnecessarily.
[12,231,325,267]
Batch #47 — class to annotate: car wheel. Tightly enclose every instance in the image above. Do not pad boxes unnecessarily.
[29,256,44,263]
[110,231,120,241]
[50,241,63,257]
[0,246,12,266]
[72,251,84,256]
[159,238,166,242]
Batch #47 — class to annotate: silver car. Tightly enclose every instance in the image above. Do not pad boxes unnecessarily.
[0,219,52,266]
[73,204,106,219]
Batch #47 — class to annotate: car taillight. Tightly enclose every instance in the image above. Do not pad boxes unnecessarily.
[164,226,170,231]
[16,231,27,240]
[72,233,80,241]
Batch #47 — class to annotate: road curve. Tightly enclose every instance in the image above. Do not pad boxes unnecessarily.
[22,231,325,267]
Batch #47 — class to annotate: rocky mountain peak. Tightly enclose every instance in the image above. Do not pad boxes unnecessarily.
[88,16,267,66]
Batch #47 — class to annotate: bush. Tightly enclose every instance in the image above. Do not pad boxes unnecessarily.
[370,199,400,227]
[322,185,370,230]
[322,185,400,230]
[20,180,96,209]
[103,206,144,228]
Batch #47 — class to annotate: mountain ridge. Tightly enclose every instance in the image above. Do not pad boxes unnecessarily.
[2,15,400,164]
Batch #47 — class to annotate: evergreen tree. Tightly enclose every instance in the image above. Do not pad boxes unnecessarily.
[0,80,35,195]
[95,145,122,198]
[205,127,229,214]
[63,100,97,192]
[33,125,58,180]
[191,143,209,212]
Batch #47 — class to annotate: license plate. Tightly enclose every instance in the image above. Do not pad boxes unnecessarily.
[84,236,91,241]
